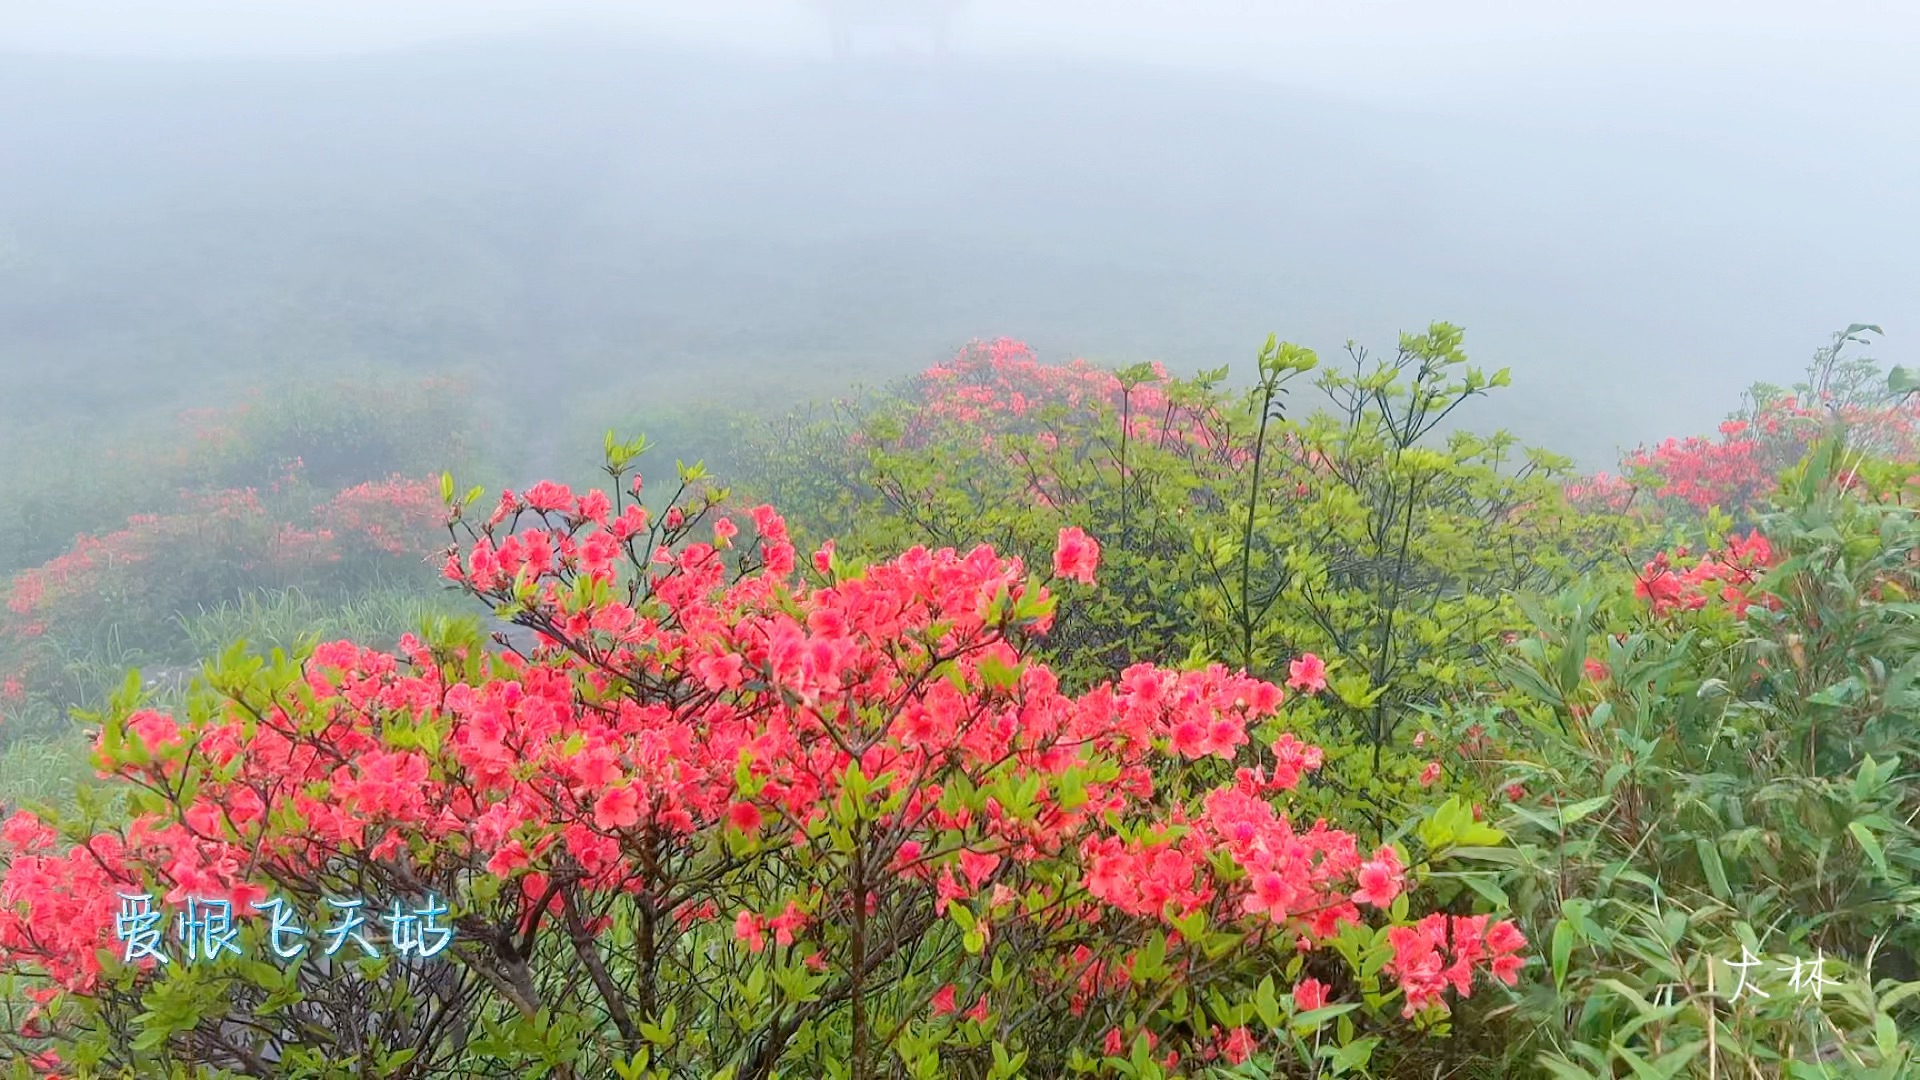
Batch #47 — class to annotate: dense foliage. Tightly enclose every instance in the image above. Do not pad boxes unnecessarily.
[1475,428,1920,1076]
[729,328,1638,829]
[3,324,1919,1078]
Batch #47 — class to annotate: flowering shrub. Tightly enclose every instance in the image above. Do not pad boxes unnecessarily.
[912,337,1125,429]
[0,491,287,731]
[909,338,1187,447]
[0,451,1526,1077]
[1562,470,1638,516]
[1632,530,1779,617]
[0,470,447,746]
[1613,325,1915,523]
[0,377,480,586]
[1619,423,1773,516]
[12,325,1914,1077]
[315,476,443,560]
[1,481,438,638]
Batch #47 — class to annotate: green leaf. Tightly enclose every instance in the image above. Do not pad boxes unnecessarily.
[1292,1002,1360,1034]
[977,652,1020,691]
[1638,1041,1705,1079]
[1501,659,1565,707]
[1322,1034,1378,1073]
[1876,1013,1900,1058]
[1696,838,1731,900]
[1551,918,1574,994]
[1254,975,1280,1030]
[1455,822,1507,848]
[1850,820,1891,877]
[1808,677,1864,707]
[1456,873,1509,908]
[1444,846,1525,865]
[1877,979,1920,1014]
[1556,795,1610,830]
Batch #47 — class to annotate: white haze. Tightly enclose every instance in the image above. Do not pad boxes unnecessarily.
[0,1,1915,470]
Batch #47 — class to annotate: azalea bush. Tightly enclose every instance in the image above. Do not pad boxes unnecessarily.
[0,375,484,749]
[0,377,481,583]
[0,447,1529,1078]
[0,468,445,746]
[756,329,1640,830]
[1610,324,1913,526]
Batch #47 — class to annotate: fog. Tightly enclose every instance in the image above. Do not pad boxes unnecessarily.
[2,0,1916,471]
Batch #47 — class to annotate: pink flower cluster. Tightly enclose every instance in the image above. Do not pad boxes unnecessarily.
[1616,392,1920,519]
[1635,531,1779,617]
[913,338,1171,435]
[1621,429,1770,516]
[317,476,442,558]
[905,339,1239,460]
[1385,913,1527,1016]
[1563,471,1637,515]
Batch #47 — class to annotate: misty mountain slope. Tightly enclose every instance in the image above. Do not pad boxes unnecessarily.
[0,39,1912,469]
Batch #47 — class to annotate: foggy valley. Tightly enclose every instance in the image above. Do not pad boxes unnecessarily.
[3,19,1913,472]
[4,5,1920,1075]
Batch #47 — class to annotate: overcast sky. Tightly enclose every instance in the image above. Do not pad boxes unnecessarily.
[3,1,1914,469]
[5,1,1915,94]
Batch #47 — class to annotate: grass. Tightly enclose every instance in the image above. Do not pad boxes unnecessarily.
[0,735,95,816]
[0,582,472,813]
[177,583,469,659]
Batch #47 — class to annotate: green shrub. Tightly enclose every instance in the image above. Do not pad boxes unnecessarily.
[1481,429,1920,1076]
[750,330,1642,827]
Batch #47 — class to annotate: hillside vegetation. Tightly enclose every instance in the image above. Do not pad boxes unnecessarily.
[3,323,1917,1077]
